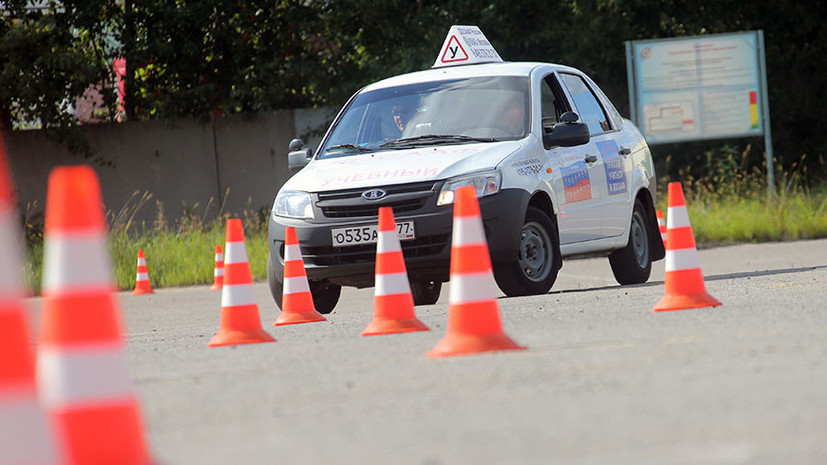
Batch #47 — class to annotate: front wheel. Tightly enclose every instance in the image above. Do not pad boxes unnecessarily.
[411,280,442,305]
[267,252,342,314]
[608,198,652,285]
[493,206,560,297]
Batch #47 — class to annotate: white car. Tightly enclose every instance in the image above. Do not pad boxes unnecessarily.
[268,28,664,313]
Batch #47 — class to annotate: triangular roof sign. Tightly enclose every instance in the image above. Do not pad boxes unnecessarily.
[433,25,503,68]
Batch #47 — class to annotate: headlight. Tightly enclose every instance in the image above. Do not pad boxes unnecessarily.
[437,171,501,206]
[273,191,314,219]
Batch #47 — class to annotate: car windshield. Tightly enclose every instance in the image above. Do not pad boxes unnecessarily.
[320,76,529,158]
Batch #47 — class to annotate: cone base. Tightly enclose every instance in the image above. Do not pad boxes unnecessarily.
[427,332,526,358]
[209,283,222,291]
[652,292,722,312]
[207,328,276,347]
[361,317,429,336]
[131,287,154,296]
[274,310,327,326]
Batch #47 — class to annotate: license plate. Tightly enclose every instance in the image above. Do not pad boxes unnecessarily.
[331,220,415,247]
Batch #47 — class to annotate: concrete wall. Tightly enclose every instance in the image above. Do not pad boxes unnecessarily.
[5,109,333,228]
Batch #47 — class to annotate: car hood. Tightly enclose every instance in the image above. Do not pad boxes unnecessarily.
[284,141,522,192]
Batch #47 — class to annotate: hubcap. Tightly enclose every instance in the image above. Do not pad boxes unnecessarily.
[518,221,553,283]
[631,210,649,268]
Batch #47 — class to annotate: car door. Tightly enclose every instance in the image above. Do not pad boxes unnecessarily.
[540,73,607,244]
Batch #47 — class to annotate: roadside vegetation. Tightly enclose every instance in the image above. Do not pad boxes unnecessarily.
[21,150,826,294]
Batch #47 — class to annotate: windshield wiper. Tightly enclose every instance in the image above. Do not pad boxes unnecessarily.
[325,144,374,153]
[380,134,497,147]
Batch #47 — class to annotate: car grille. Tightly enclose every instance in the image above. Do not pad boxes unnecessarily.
[316,181,438,218]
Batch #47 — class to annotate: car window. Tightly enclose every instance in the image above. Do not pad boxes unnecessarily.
[559,73,611,135]
[321,76,530,158]
[541,74,570,133]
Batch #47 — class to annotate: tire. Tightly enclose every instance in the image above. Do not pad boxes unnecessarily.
[609,198,652,285]
[267,252,341,314]
[411,280,442,305]
[493,206,560,297]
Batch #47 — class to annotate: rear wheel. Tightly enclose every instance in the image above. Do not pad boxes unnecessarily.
[493,206,559,297]
[609,199,652,285]
[267,252,342,314]
[411,280,442,305]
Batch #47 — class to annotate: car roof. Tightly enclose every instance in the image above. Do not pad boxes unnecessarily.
[362,61,582,92]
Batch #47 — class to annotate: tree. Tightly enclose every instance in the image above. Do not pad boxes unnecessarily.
[0,0,123,156]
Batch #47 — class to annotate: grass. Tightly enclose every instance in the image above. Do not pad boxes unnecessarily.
[20,150,827,293]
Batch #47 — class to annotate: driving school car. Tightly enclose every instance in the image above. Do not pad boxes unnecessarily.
[267,26,664,313]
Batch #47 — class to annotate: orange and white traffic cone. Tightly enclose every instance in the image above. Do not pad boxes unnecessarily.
[209,219,275,346]
[274,227,326,326]
[0,130,61,465]
[656,209,667,248]
[652,182,722,312]
[361,207,428,336]
[427,186,525,358]
[131,249,154,295]
[210,244,224,291]
[37,165,153,464]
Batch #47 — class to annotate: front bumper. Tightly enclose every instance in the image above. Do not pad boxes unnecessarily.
[268,186,529,288]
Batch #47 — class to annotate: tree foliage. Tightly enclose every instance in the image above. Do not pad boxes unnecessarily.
[0,0,824,176]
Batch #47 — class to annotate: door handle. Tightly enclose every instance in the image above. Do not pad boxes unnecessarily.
[584,154,597,163]
[619,146,631,156]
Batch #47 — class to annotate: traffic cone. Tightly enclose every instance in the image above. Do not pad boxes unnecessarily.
[656,209,667,247]
[274,227,326,326]
[210,244,224,290]
[131,249,154,295]
[427,186,525,358]
[37,165,153,464]
[209,219,275,347]
[361,207,428,336]
[652,182,722,312]
[0,130,61,465]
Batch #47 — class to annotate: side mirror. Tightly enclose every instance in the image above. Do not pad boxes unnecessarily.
[543,112,590,148]
[287,139,313,172]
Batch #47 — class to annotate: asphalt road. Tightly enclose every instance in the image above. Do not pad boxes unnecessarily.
[27,239,827,464]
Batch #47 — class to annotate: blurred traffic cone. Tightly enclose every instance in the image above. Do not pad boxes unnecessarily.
[427,186,525,358]
[652,182,722,312]
[37,165,152,464]
[361,207,428,336]
[274,227,326,326]
[209,219,275,346]
[0,130,61,465]
[131,249,154,295]
[210,244,224,290]
[656,209,667,247]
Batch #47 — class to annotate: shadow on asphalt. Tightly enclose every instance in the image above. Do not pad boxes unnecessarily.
[525,265,826,297]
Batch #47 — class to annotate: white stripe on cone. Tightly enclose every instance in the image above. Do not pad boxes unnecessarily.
[448,272,498,304]
[284,243,302,262]
[283,276,311,294]
[37,345,133,408]
[452,217,487,246]
[375,272,412,296]
[42,233,110,293]
[220,283,257,307]
[214,268,224,277]
[135,272,149,281]
[665,248,702,272]
[376,230,402,253]
[224,242,249,265]
[666,206,691,229]
[215,253,224,261]
[137,257,146,266]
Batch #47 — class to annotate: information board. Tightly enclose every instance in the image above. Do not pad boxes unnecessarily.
[626,31,769,145]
